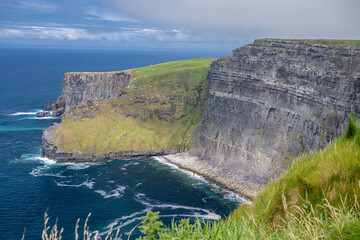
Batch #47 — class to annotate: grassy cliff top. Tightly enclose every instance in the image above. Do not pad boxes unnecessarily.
[52,58,215,155]
[268,38,360,47]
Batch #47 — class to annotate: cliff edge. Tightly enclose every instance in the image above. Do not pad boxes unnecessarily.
[41,40,360,198]
[190,39,360,196]
[42,59,213,162]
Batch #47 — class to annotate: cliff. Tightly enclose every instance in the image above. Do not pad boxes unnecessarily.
[41,40,360,198]
[42,59,214,161]
[56,70,134,113]
[191,39,360,195]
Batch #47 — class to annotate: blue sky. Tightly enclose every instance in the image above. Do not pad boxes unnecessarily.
[0,0,359,50]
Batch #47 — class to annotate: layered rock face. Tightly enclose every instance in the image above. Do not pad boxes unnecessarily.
[193,39,360,193]
[56,70,133,113]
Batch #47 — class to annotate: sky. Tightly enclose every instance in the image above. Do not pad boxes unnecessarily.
[0,0,359,50]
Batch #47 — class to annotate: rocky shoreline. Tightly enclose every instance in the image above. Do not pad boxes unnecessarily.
[43,124,256,199]
[160,152,260,199]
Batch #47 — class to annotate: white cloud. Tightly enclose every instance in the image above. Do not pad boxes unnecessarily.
[104,0,360,39]
[0,26,190,42]
[85,8,134,22]
[18,0,57,12]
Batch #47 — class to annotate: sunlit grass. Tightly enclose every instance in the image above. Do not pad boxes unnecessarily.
[52,59,214,154]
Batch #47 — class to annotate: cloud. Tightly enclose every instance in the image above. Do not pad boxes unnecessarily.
[0,26,190,42]
[105,0,360,39]
[0,0,57,13]
[18,0,57,12]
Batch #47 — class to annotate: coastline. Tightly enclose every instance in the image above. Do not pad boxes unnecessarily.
[159,152,260,200]
[42,125,259,199]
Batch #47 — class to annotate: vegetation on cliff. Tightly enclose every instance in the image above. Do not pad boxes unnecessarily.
[52,58,214,154]
[135,114,360,239]
[270,39,360,47]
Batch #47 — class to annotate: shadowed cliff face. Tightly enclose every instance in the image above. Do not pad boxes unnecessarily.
[57,70,133,113]
[194,39,360,192]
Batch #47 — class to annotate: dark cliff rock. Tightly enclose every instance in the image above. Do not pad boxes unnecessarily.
[56,70,134,113]
[192,39,360,194]
[44,100,52,111]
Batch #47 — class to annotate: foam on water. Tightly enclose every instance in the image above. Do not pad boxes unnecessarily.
[134,193,220,219]
[55,180,95,189]
[9,111,40,116]
[30,165,66,178]
[100,192,222,236]
[66,164,90,170]
[17,116,61,120]
[95,185,126,199]
[153,156,206,182]
[153,156,247,203]
[20,154,57,164]
[104,208,151,230]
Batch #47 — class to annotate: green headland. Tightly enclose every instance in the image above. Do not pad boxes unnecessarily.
[52,58,214,154]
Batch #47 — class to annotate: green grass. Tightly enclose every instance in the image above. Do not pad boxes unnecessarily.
[52,58,214,154]
[136,114,360,239]
[134,58,216,80]
[234,114,360,223]
[269,39,360,47]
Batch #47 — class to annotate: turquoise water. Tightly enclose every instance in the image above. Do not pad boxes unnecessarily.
[0,48,245,239]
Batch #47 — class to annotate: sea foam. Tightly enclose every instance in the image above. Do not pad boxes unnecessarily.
[9,111,40,116]
[95,185,126,199]
[55,180,95,189]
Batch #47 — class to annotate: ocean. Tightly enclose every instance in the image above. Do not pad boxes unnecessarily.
[0,48,246,239]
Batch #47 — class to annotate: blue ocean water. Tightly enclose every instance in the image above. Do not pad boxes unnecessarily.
[0,48,245,239]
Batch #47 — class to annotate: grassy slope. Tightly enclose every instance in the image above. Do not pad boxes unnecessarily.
[52,58,214,154]
[141,115,360,239]
[270,38,360,47]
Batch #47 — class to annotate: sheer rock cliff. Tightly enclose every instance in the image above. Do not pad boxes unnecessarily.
[56,70,133,113]
[190,39,360,196]
[41,39,360,198]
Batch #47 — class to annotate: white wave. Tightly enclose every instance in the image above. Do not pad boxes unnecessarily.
[19,116,60,120]
[101,194,222,236]
[158,213,220,220]
[10,111,40,116]
[40,157,57,165]
[122,161,140,168]
[66,164,90,170]
[54,180,95,189]
[104,208,151,230]
[153,156,206,182]
[134,193,220,219]
[21,154,57,165]
[153,156,248,203]
[95,185,126,199]
[224,192,251,204]
[30,165,66,178]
